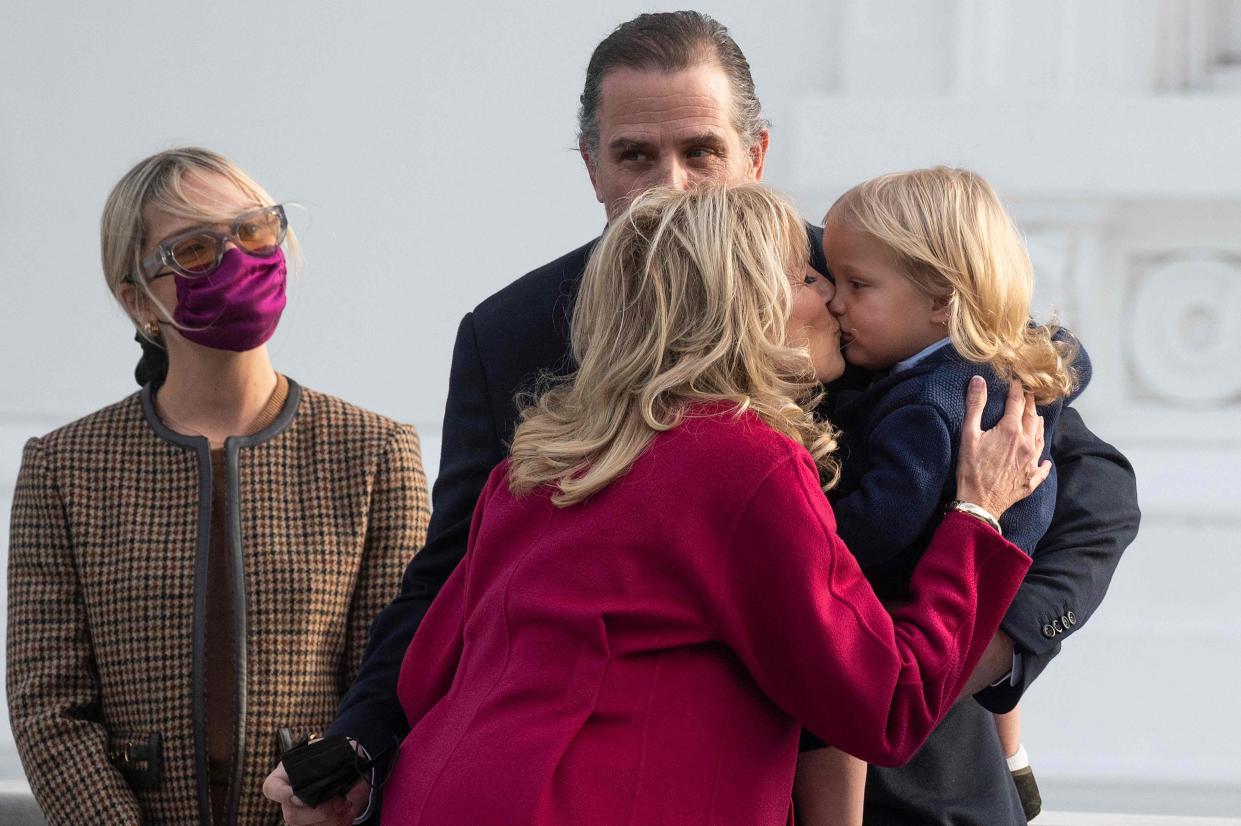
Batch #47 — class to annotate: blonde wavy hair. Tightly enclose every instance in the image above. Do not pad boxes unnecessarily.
[830,166,1078,404]
[101,146,302,338]
[508,183,841,506]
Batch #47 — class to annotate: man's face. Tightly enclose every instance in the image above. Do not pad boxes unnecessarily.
[583,63,769,217]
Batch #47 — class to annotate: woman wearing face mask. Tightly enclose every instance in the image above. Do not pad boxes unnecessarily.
[6,147,429,826]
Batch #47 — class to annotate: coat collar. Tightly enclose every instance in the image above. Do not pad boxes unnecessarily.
[830,347,963,430]
[139,377,303,450]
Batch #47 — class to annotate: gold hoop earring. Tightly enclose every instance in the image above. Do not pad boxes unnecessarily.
[144,320,162,339]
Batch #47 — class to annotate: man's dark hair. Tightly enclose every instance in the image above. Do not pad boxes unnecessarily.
[578,11,768,158]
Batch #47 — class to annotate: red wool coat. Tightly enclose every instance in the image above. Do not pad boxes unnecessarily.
[382,408,1030,825]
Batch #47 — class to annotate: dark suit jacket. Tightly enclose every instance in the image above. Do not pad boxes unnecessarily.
[330,227,1140,825]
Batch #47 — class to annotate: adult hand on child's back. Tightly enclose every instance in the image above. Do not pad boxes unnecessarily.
[955,377,1050,519]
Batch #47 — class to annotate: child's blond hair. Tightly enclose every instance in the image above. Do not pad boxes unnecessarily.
[830,166,1078,404]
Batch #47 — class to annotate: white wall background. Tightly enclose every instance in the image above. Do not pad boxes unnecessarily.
[2,0,1239,816]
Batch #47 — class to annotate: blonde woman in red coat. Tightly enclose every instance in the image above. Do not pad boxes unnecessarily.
[378,183,1045,826]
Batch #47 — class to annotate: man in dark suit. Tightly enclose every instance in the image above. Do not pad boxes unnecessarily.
[268,11,1139,826]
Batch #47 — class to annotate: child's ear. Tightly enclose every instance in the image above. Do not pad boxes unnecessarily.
[930,295,951,326]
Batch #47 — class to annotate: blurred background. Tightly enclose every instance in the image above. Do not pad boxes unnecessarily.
[2,0,1239,818]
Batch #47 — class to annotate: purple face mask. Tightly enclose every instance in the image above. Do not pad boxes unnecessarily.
[173,247,287,352]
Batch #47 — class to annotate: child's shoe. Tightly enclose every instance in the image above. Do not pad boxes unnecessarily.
[1010,763,1041,821]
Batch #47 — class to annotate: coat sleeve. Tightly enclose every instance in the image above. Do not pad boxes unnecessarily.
[830,404,955,569]
[339,425,431,693]
[976,406,1140,712]
[715,454,1031,767]
[328,313,503,768]
[6,438,142,825]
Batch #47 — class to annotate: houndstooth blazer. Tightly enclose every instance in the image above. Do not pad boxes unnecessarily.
[6,379,429,825]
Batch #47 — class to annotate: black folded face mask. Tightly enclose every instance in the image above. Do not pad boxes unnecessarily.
[281,735,378,809]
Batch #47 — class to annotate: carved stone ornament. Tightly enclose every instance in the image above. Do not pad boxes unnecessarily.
[1125,252,1241,407]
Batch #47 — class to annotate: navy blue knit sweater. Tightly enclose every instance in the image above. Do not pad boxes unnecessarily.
[829,337,1090,599]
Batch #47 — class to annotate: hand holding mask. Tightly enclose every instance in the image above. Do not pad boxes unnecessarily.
[279,734,376,809]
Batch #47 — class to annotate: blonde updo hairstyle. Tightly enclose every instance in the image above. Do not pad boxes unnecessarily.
[829,166,1078,404]
[100,146,301,338]
[508,182,841,506]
